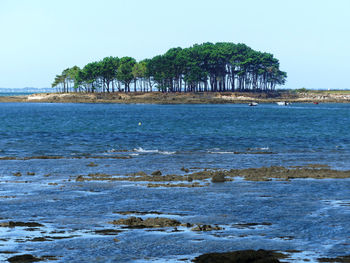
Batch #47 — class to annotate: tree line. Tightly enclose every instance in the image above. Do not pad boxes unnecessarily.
[52,42,287,93]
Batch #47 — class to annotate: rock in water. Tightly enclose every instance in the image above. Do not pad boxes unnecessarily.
[151,170,162,176]
[110,216,181,228]
[192,249,281,263]
[7,254,42,262]
[211,172,226,183]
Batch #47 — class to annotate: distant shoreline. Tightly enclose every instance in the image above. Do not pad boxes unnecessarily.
[0,91,350,104]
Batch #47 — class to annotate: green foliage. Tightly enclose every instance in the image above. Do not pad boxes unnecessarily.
[295,87,308,93]
[53,42,287,93]
[116,57,136,92]
[132,61,147,79]
[51,66,81,92]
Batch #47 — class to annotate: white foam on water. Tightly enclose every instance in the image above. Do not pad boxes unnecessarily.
[133,147,175,155]
[106,148,118,153]
[322,199,350,208]
[160,151,176,155]
[209,151,236,154]
[134,147,158,153]
[248,146,270,151]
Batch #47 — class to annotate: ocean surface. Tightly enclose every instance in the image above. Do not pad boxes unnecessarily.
[0,103,349,262]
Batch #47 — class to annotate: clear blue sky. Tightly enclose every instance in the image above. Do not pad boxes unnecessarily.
[1,0,349,90]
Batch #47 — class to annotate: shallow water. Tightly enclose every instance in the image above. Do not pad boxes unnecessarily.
[0,103,350,262]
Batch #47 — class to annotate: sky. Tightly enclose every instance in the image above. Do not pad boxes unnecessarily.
[0,0,349,90]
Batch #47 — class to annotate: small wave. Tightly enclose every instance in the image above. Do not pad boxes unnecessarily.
[160,151,176,155]
[133,147,159,153]
[247,147,270,151]
[323,200,350,208]
[106,149,129,153]
[133,147,175,155]
[209,151,235,154]
[259,147,269,150]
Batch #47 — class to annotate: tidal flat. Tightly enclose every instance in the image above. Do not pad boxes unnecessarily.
[1,103,350,262]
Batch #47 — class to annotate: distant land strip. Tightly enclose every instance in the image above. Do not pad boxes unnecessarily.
[1,91,350,103]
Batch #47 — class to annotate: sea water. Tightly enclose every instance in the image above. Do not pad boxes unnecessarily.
[0,103,349,262]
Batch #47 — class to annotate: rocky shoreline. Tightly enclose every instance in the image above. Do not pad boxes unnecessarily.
[1,91,350,104]
[4,163,350,189]
[2,163,350,262]
[72,164,350,187]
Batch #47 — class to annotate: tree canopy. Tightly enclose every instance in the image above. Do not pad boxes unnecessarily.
[52,42,287,93]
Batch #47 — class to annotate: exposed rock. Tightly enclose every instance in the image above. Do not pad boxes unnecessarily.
[225,165,350,181]
[48,235,79,240]
[12,172,21,177]
[75,175,85,182]
[192,249,282,263]
[26,155,62,160]
[110,216,144,228]
[68,164,350,186]
[189,170,213,180]
[317,255,350,262]
[151,170,162,176]
[29,237,51,242]
[0,221,43,228]
[114,211,165,215]
[7,254,42,263]
[87,173,111,178]
[244,177,271,182]
[181,223,194,228]
[94,229,122,235]
[75,173,117,182]
[134,217,181,228]
[128,171,148,177]
[181,167,190,173]
[86,162,98,167]
[147,182,207,188]
[0,157,17,160]
[211,172,226,183]
[191,224,223,231]
[0,196,16,199]
[110,216,181,228]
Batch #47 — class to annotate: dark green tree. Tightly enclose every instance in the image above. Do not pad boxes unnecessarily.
[116,57,136,92]
[54,42,287,93]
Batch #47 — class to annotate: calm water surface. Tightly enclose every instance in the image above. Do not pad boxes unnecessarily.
[0,103,349,262]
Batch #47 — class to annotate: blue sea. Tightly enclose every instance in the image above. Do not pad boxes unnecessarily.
[0,103,349,262]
